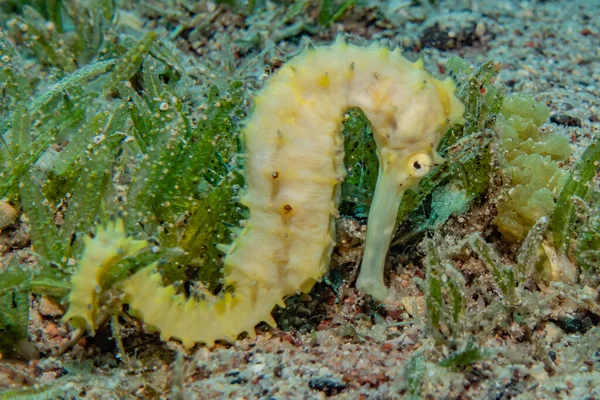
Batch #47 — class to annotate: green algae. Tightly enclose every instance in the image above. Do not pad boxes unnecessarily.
[438,336,485,369]
[406,350,426,399]
[469,233,519,306]
[340,108,378,216]
[421,237,467,343]
[575,188,600,273]
[0,258,31,358]
[0,1,246,352]
[552,134,600,255]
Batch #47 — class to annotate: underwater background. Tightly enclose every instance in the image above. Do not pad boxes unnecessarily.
[0,0,599,398]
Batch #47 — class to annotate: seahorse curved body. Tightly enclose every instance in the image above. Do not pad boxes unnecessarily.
[109,41,463,348]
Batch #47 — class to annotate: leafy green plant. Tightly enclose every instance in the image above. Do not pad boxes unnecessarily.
[438,335,485,369]
[318,0,357,26]
[0,258,32,357]
[2,1,116,70]
[419,237,467,344]
[467,213,552,304]
[120,65,246,290]
[340,108,378,216]
[405,350,426,400]
[552,135,600,254]
[1,0,248,354]
[576,200,600,272]
[469,233,519,306]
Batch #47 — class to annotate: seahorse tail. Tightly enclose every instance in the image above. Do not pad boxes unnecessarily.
[62,220,148,334]
[121,263,283,348]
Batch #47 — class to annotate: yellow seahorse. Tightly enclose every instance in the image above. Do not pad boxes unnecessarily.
[66,39,464,348]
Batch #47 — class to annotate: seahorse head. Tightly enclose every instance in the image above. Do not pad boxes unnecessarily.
[362,66,464,188]
[355,58,465,301]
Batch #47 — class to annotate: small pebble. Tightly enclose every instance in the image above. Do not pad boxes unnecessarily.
[550,114,582,127]
[0,201,18,229]
[309,377,347,396]
[45,322,59,337]
[39,296,64,317]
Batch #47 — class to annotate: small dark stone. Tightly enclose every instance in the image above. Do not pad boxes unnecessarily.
[562,317,586,333]
[550,114,582,127]
[226,368,247,384]
[309,377,347,396]
[552,314,596,334]
[298,323,314,333]
[419,23,480,51]
[273,364,284,378]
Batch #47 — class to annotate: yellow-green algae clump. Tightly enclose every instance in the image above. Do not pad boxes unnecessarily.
[495,93,571,241]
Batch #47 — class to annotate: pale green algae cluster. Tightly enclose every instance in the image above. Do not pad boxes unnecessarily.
[495,93,571,242]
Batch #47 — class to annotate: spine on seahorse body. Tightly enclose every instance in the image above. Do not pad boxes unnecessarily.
[119,39,464,348]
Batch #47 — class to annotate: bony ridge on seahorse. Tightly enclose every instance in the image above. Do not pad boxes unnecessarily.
[65,38,464,348]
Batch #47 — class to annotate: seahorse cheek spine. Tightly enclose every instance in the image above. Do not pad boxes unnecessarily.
[66,40,464,348]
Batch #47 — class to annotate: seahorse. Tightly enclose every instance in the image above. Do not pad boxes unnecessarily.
[67,39,464,348]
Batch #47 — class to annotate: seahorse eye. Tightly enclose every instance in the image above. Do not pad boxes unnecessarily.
[406,152,432,178]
